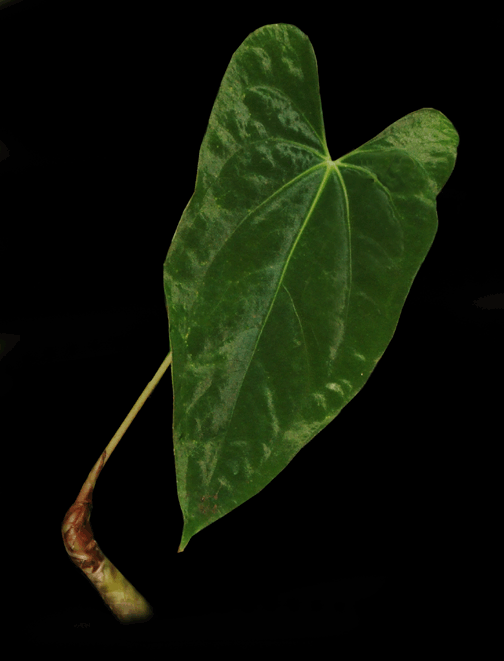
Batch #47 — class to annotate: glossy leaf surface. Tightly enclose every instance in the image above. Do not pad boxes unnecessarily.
[163,24,458,551]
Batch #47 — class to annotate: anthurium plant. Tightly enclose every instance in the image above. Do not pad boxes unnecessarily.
[61,23,458,623]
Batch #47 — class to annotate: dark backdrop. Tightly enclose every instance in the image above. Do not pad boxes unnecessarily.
[2,0,500,651]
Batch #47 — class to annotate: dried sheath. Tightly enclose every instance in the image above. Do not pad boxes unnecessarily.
[61,451,153,624]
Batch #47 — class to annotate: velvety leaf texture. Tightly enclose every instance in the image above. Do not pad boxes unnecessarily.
[163,23,458,551]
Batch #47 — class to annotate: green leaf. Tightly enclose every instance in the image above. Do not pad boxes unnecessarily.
[163,23,458,552]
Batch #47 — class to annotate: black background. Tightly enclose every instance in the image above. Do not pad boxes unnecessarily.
[2,0,501,651]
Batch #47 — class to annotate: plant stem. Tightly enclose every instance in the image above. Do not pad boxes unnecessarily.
[61,351,172,624]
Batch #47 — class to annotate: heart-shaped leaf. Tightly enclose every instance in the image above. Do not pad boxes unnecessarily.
[163,24,458,551]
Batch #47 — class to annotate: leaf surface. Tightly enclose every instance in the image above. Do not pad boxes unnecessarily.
[163,24,458,551]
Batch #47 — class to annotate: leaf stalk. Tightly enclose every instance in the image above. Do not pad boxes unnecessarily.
[61,352,172,623]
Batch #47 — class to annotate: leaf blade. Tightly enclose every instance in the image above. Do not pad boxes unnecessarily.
[163,25,458,551]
